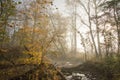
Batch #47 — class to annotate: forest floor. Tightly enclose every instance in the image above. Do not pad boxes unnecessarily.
[1,47,120,80]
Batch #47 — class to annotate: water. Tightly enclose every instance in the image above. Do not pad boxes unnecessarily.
[65,72,90,80]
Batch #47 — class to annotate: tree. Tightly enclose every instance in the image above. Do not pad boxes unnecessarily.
[77,0,99,57]
[66,0,78,55]
[0,0,16,48]
[99,0,120,54]
[48,11,68,59]
[6,0,54,64]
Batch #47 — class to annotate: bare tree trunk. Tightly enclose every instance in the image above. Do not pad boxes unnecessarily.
[32,1,37,43]
[78,31,87,61]
[88,0,98,57]
[93,0,101,57]
[71,0,77,55]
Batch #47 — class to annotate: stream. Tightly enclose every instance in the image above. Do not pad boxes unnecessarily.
[60,62,95,80]
[64,72,90,80]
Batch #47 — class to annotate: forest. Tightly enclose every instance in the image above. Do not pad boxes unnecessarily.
[0,0,120,80]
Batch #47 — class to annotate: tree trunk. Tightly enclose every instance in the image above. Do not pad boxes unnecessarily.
[94,0,101,58]
[113,2,120,54]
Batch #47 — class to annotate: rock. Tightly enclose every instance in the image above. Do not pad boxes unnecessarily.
[66,75,72,80]
[81,76,89,80]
